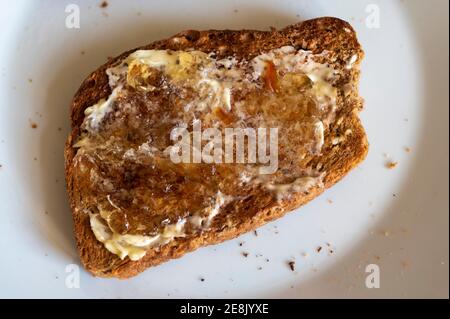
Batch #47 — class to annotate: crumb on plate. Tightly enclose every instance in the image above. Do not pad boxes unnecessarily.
[386,161,398,169]
[288,261,295,271]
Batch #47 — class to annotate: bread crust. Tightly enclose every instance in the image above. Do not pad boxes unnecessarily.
[65,17,368,278]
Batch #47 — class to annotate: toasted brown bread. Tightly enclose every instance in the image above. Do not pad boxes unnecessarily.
[65,17,368,278]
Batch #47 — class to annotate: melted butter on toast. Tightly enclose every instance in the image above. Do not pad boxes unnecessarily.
[73,46,344,261]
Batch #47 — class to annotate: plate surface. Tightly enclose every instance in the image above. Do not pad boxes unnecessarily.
[0,0,448,298]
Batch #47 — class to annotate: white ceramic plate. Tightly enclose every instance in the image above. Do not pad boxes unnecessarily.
[0,0,448,299]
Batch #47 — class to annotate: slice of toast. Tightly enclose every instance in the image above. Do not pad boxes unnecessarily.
[65,17,368,278]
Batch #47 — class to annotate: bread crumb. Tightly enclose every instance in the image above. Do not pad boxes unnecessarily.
[404,147,411,153]
[253,230,258,236]
[257,266,262,270]
[386,161,398,169]
[238,241,244,247]
[28,78,33,83]
[288,261,295,271]
[199,277,205,282]
[81,51,85,55]
[242,252,249,258]
[316,246,322,253]
[302,252,308,258]
[58,127,62,132]
[100,1,108,8]
[30,122,38,129]
[327,199,333,204]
